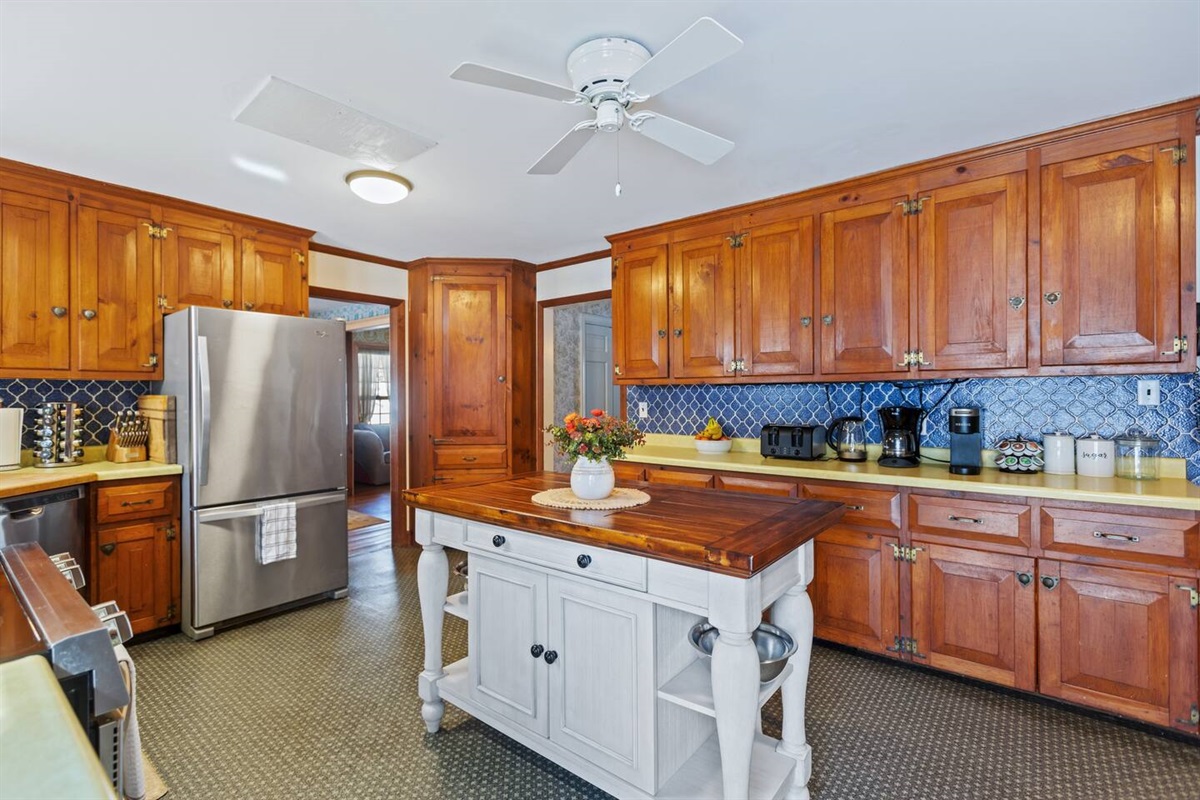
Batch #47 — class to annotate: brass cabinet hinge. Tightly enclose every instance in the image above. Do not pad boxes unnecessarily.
[159,602,178,624]
[885,635,927,658]
[162,523,177,542]
[1177,703,1199,728]
[141,222,172,240]
[1161,144,1188,165]
[726,233,747,248]
[896,196,930,216]
[891,544,924,563]
[727,358,748,373]
[897,350,915,368]
[296,253,306,266]
[1178,584,1199,610]
[1161,335,1189,357]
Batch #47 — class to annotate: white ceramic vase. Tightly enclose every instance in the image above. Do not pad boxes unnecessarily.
[570,458,615,500]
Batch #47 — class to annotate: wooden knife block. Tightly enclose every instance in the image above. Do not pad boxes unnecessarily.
[106,434,147,464]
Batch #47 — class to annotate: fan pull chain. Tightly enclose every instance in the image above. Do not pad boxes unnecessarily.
[615,132,622,197]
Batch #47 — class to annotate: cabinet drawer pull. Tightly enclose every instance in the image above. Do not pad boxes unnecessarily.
[1041,576,1059,590]
[948,515,983,524]
[100,543,115,556]
[1093,530,1139,543]
[1016,571,1033,587]
[492,534,506,548]
[121,499,155,507]
[530,644,544,659]
[845,504,865,511]
[576,554,591,569]
[431,477,449,483]
[461,456,477,462]
[543,650,558,665]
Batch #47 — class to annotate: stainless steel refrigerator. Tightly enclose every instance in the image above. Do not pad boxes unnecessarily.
[158,307,349,640]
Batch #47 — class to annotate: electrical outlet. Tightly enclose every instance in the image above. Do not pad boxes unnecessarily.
[1136,379,1160,406]
[637,402,649,419]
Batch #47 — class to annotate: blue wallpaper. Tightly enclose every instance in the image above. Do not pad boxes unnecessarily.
[309,301,390,321]
[0,379,151,448]
[627,372,1200,483]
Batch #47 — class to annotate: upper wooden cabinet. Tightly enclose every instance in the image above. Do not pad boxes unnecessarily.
[669,233,736,379]
[0,190,70,371]
[818,197,910,375]
[739,219,815,377]
[0,159,313,379]
[1041,138,1184,366]
[612,245,668,380]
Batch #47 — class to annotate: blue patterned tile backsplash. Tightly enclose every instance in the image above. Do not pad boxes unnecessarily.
[627,373,1200,484]
[0,379,151,448]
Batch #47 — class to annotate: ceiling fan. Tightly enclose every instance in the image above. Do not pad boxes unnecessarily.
[451,17,743,175]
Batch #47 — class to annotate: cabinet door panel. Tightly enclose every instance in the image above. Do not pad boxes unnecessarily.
[819,199,909,374]
[1038,560,1197,729]
[95,520,168,635]
[430,275,507,444]
[670,234,735,378]
[811,528,900,656]
[612,246,668,380]
[1041,142,1180,365]
[917,173,1026,371]
[241,238,304,316]
[76,205,157,373]
[162,221,235,311]
[468,557,548,735]
[912,545,1035,689]
[740,219,814,376]
[0,190,70,370]
[547,577,655,792]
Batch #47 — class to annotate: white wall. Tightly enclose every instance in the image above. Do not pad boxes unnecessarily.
[536,258,610,301]
[309,251,407,300]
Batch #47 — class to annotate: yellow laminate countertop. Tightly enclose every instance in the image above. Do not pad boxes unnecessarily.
[0,448,181,500]
[625,435,1200,512]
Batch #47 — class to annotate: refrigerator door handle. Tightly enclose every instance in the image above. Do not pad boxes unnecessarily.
[194,491,346,523]
[197,335,211,486]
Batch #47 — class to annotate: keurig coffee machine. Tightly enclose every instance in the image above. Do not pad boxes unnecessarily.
[877,406,923,468]
[949,407,983,475]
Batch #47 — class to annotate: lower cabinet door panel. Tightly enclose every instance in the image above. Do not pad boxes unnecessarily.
[468,557,548,736]
[811,528,900,656]
[547,576,655,792]
[911,545,1036,690]
[1037,560,1198,729]
[95,520,166,635]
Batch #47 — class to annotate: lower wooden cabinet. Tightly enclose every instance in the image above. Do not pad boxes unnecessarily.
[1037,559,1198,730]
[90,476,181,635]
[910,544,1036,690]
[811,526,900,657]
[645,468,714,489]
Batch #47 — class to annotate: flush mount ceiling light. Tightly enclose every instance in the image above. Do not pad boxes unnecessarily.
[345,170,413,204]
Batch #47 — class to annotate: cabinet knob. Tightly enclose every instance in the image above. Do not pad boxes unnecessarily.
[100,543,116,556]
[530,644,544,659]
[222,299,233,308]
[497,376,506,383]
[1016,571,1033,587]
[800,316,812,327]
[1043,291,1061,306]
[657,329,667,339]
[1041,575,1059,591]
[51,306,67,318]
[1008,296,1026,310]
[821,314,833,326]
[244,302,256,311]
[673,328,683,338]
[492,534,506,548]
[82,309,97,321]
[576,554,591,569]
[543,650,558,665]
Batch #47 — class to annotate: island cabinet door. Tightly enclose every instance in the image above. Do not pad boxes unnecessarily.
[811,527,901,657]
[910,544,1036,690]
[468,557,549,736]
[546,576,656,792]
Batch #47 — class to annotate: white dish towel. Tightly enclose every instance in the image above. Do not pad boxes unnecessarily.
[258,501,297,564]
[113,643,145,800]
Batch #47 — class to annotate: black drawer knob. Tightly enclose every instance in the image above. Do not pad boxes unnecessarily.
[492,534,505,548]
[530,644,544,659]
[576,554,592,569]
[543,650,558,665]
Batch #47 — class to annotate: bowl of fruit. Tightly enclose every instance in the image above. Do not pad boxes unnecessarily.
[694,417,733,454]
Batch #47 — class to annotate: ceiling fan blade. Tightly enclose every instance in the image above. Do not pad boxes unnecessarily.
[625,17,742,100]
[631,113,734,166]
[451,63,583,103]
[528,123,598,174]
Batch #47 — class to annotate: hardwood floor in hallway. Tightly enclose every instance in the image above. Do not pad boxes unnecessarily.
[349,483,392,556]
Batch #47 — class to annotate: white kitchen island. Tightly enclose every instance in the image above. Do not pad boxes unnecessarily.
[405,473,845,800]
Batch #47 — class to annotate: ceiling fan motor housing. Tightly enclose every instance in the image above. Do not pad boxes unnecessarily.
[567,37,651,102]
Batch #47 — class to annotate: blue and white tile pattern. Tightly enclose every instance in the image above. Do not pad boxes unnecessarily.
[0,379,152,448]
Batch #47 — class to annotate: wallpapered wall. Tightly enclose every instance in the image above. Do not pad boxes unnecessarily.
[627,372,1200,483]
[551,300,613,472]
[308,300,390,321]
[0,379,152,447]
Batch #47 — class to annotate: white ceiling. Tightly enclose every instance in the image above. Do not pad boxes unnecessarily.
[1,1,1197,264]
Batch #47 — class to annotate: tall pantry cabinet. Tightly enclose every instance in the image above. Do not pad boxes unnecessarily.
[407,259,538,495]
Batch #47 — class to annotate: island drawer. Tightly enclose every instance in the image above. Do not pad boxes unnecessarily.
[800,483,900,530]
[466,522,647,591]
[433,445,507,470]
[95,479,176,523]
[1040,506,1199,569]
[908,494,1032,550]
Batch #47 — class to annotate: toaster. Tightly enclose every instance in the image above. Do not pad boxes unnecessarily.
[760,424,828,460]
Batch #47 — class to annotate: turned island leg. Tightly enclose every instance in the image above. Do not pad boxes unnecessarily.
[417,542,449,733]
[709,574,761,800]
[773,567,816,799]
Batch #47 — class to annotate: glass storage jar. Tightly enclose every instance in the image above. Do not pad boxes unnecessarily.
[1115,427,1161,480]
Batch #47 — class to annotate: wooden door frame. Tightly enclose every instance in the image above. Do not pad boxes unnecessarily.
[535,290,616,471]
[309,286,410,548]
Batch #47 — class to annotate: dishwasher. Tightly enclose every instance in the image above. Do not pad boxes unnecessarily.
[0,485,88,588]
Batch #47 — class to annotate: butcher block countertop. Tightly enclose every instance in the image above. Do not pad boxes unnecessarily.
[403,472,844,578]
[0,449,181,500]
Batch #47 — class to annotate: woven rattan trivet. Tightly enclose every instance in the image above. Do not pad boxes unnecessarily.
[530,487,651,511]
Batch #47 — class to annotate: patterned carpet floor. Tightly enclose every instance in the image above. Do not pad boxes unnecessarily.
[130,547,1199,799]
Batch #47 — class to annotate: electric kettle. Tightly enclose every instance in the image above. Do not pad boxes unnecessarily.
[827,417,867,462]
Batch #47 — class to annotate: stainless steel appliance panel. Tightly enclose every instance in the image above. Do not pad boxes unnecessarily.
[191,491,348,629]
[0,486,87,576]
[182,308,347,507]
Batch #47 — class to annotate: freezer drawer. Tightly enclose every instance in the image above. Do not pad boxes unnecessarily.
[191,491,348,630]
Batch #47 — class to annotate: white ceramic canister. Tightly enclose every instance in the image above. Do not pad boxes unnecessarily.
[0,407,22,471]
[1075,433,1115,478]
[1042,432,1076,475]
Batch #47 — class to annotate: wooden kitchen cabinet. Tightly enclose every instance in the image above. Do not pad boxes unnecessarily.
[737,218,815,377]
[160,208,236,312]
[811,526,901,657]
[90,475,182,635]
[1040,134,1184,366]
[910,543,1036,689]
[0,190,70,371]
[669,232,736,379]
[818,197,910,375]
[1037,559,1198,731]
[75,201,159,374]
[611,244,669,381]
[241,237,307,316]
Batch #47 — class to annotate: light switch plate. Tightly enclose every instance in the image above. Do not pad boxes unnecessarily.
[637,402,649,419]
[1136,379,1160,406]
